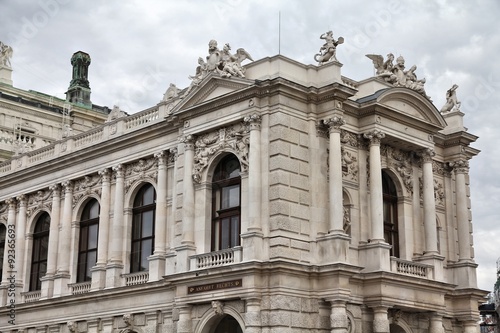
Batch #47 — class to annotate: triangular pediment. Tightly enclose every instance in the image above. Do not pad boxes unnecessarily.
[172,74,253,113]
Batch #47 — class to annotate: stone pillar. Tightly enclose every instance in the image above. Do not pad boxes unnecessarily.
[106,164,125,288]
[41,184,61,298]
[16,195,27,287]
[364,130,385,242]
[177,305,193,333]
[325,115,346,233]
[241,114,264,262]
[462,320,479,333]
[429,313,444,333]
[245,296,262,333]
[450,160,471,261]
[53,181,73,296]
[330,301,348,333]
[372,306,390,333]
[176,135,196,272]
[91,168,111,291]
[0,199,16,306]
[361,130,390,271]
[421,148,438,254]
[149,151,168,281]
[166,147,179,275]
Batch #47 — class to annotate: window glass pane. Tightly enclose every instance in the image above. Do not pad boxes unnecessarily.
[132,214,142,240]
[80,226,88,251]
[222,184,240,209]
[141,239,152,271]
[221,218,230,249]
[86,250,97,279]
[231,216,240,247]
[130,246,140,272]
[39,236,49,260]
[143,185,155,205]
[88,223,98,249]
[89,201,99,219]
[77,254,86,281]
[142,210,154,237]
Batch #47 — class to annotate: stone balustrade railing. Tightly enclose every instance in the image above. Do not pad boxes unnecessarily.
[69,281,92,295]
[0,106,163,175]
[190,247,242,270]
[123,271,149,286]
[391,257,433,279]
[22,290,41,303]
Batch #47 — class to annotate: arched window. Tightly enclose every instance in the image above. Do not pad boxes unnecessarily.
[0,224,6,282]
[131,184,156,273]
[30,213,50,291]
[77,199,99,282]
[382,171,399,258]
[212,155,241,251]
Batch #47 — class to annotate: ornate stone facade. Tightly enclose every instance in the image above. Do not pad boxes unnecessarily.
[0,37,483,333]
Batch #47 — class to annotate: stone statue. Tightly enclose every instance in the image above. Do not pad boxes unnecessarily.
[212,300,224,316]
[191,39,253,81]
[163,83,181,101]
[315,31,344,64]
[366,53,430,99]
[0,41,13,68]
[440,84,461,113]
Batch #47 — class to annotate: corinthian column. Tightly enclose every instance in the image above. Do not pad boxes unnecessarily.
[92,168,111,291]
[1,199,16,285]
[176,135,196,272]
[57,181,73,275]
[244,114,262,231]
[42,184,61,298]
[149,151,168,281]
[106,165,125,288]
[449,160,471,261]
[421,148,438,254]
[180,135,195,246]
[324,116,346,233]
[16,195,28,285]
[363,130,385,241]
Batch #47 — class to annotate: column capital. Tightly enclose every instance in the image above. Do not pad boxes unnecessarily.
[6,197,17,209]
[112,164,125,177]
[179,134,195,150]
[324,115,346,133]
[49,184,62,196]
[364,129,385,145]
[155,150,168,166]
[420,148,436,162]
[169,147,179,162]
[16,194,27,206]
[61,180,73,193]
[449,159,469,173]
[244,113,262,130]
[98,168,112,182]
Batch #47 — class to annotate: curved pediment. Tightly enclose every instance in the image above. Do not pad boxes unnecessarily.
[375,87,447,129]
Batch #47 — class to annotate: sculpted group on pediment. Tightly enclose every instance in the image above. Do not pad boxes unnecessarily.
[366,53,430,99]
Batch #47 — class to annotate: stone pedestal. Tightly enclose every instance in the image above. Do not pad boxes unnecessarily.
[415,254,445,281]
[52,273,71,297]
[105,263,124,289]
[359,241,391,272]
[90,265,106,291]
[317,232,350,263]
[0,66,13,85]
[148,254,166,281]
[175,244,196,272]
[241,231,264,262]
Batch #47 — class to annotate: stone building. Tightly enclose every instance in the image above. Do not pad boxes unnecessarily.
[0,37,485,333]
[0,48,110,162]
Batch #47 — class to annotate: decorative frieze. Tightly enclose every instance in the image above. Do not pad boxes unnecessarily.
[341,147,358,182]
[26,188,54,216]
[340,129,360,148]
[124,156,158,193]
[72,174,102,207]
[192,122,249,183]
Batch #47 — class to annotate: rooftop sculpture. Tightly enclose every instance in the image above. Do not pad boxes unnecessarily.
[185,40,253,95]
[0,41,13,68]
[440,84,461,113]
[366,53,430,99]
[315,31,344,65]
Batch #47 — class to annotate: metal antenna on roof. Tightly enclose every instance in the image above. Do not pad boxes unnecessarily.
[278,11,281,55]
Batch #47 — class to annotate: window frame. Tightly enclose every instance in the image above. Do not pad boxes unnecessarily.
[30,212,50,291]
[382,171,400,258]
[76,199,100,283]
[130,183,156,273]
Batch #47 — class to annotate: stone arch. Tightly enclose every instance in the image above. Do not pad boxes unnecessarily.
[389,315,413,333]
[124,179,158,210]
[27,208,52,234]
[195,303,246,333]
[202,149,245,184]
[72,194,101,221]
[381,167,406,198]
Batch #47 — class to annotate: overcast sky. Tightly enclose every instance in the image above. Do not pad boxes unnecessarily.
[1,0,499,293]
